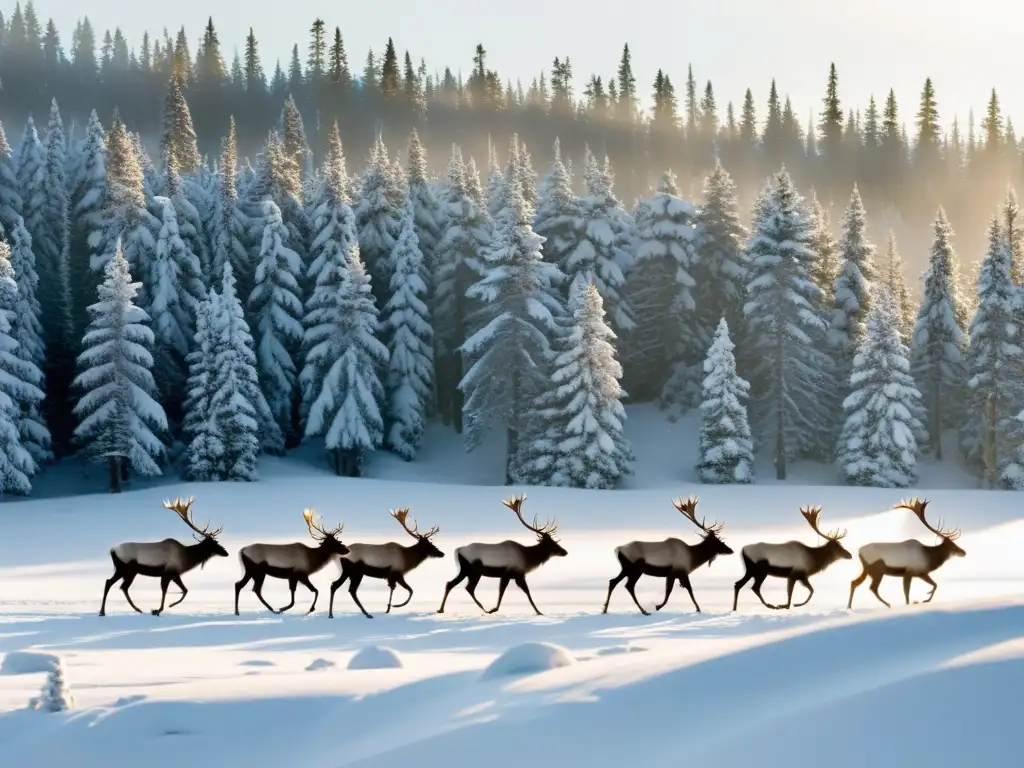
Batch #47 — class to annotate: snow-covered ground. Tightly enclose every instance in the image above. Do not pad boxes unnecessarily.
[0,409,1018,766]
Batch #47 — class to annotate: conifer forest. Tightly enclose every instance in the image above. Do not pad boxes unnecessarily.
[0,1,1023,495]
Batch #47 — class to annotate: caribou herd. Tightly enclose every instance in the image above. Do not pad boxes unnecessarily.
[97,494,966,617]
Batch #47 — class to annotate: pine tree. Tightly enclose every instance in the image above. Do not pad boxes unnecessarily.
[281,94,313,182]
[911,207,967,459]
[163,152,209,296]
[302,252,388,476]
[210,117,251,299]
[962,216,1024,479]
[885,231,915,344]
[383,199,433,460]
[7,219,51,465]
[160,70,201,173]
[459,142,565,479]
[0,122,22,235]
[433,145,488,431]
[562,148,634,333]
[693,159,748,348]
[837,285,924,487]
[248,200,304,438]
[486,142,505,220]
[183,288,223,478]
[744,171,833,479]
[40,100,73,365]
[519,281,632,488]
[68,110,106,339]
[355,136,404,305]
[406,128,441,281]
[34,660,73,712]
[623,170,698,407]
[697,317,754,484]
[533,138,580,274]
[73,241,167,493]
[807,191,840,312]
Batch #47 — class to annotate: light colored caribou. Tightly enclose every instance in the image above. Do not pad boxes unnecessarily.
[848,497,966,608]
[437,494,567,616]
[99,497,229,617]
[329,507,445,618]
[733,506,852,611]
[234,509,350,615]
[602,496,734,615]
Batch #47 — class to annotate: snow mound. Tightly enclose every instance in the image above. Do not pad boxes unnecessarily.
[305,658,336,672]
[347,646,403,671]
[596,644,649,656]
[0,651,60,676]
[481,642,576,681]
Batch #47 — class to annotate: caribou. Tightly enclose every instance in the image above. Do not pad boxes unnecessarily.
[99,497,229,617]
[437,494,567,616]
[602,496,734,615]
[733,506,852,611]
[848,497,966,608]
[329,507,445,618]
[233,509,350,615]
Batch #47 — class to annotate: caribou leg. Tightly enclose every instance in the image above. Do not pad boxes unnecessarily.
[463,570,488,613]
[848,566,869,609]
[748,570,777,610]
[918,574,938,603]
[328,570,349,618]
[385,578,398,613]
[234,571,252,616]
[152,574,173,616]
[654,575,675,611]
[120,571,145,614]
[732,570,753,611]
[869,572,891,607]
[602,566,628,613]
[781,575,798,609]
[792,576,814,607]
[167,575,188,610]
[389,575,414,610]
[679,573,701,613]
[437,563,468,613]
[347,572,373,618]
[99,567,124,617]
[903,575,914,604]
[514,576,544,616]
[486,576,511,614]
[299,575,319,614]
[250,571,279,614]
[624,571,648,616]
[278,577,298,613]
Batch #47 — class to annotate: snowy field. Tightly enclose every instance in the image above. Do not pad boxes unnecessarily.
[0,410,1021,767]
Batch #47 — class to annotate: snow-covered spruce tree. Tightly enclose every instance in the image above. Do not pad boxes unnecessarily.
[516,142,539,216]
[464,156,487,212]
[383,199,434,460]
[248,199,304,442]
[302,252,388,476]
[486,143,504,220]
[355,136,404,307]
[34,659,73,712]
[406,128,441,282]
[744,171,833,479]
[0,235,45,492]
[73,241,167,493]
[7,220,51,465]
[837,284,925,487]
[41,100,74,361]
[68,110,106,339]
[162,150,210,298]
[533,138,580,275]
[432,145,488,431]
[459,147,566,481]
[961,216,1024,477]
[281,94,314,182]
[202,263,270,479]
[829,187,877,392]
[807,190,840,316]
[697,317,754,484]
[160,69,202,174]
[693,159,748,349]
[621,171,699,407]
[183,288,223,478]
[0,121,22,234]
[885,231,915,345]
[210,117,251,300]
[562,147,634,334]
[910,207,967,459]
[91,115,159,308]
[518,281,632,489]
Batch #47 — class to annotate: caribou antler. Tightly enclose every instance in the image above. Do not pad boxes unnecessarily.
[671,496,724,535]
[303,508,344,542]
[502,494,558,537]
[893,497,960,541]
[163,496,222,540]
[391,507,440,540]
[799,505,846,541]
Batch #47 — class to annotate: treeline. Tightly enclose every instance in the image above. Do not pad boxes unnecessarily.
[0,2,1021,261]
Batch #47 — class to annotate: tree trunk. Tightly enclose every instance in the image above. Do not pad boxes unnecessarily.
[120,458,129,482]
[108,457,122,493]
[932,379,943,460]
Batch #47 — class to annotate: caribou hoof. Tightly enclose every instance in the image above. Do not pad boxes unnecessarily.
[151,610,161,616]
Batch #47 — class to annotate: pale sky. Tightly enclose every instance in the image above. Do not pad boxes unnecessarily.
[34,0,1018,134]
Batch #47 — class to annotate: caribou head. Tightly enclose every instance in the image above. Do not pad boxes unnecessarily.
[391,507,445,559]
[672,496,734,564]
[303,509,351,557]
[800,505,853,560]
[164,496,229,564]
[504,495,567,558]
[892,498,966,557]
